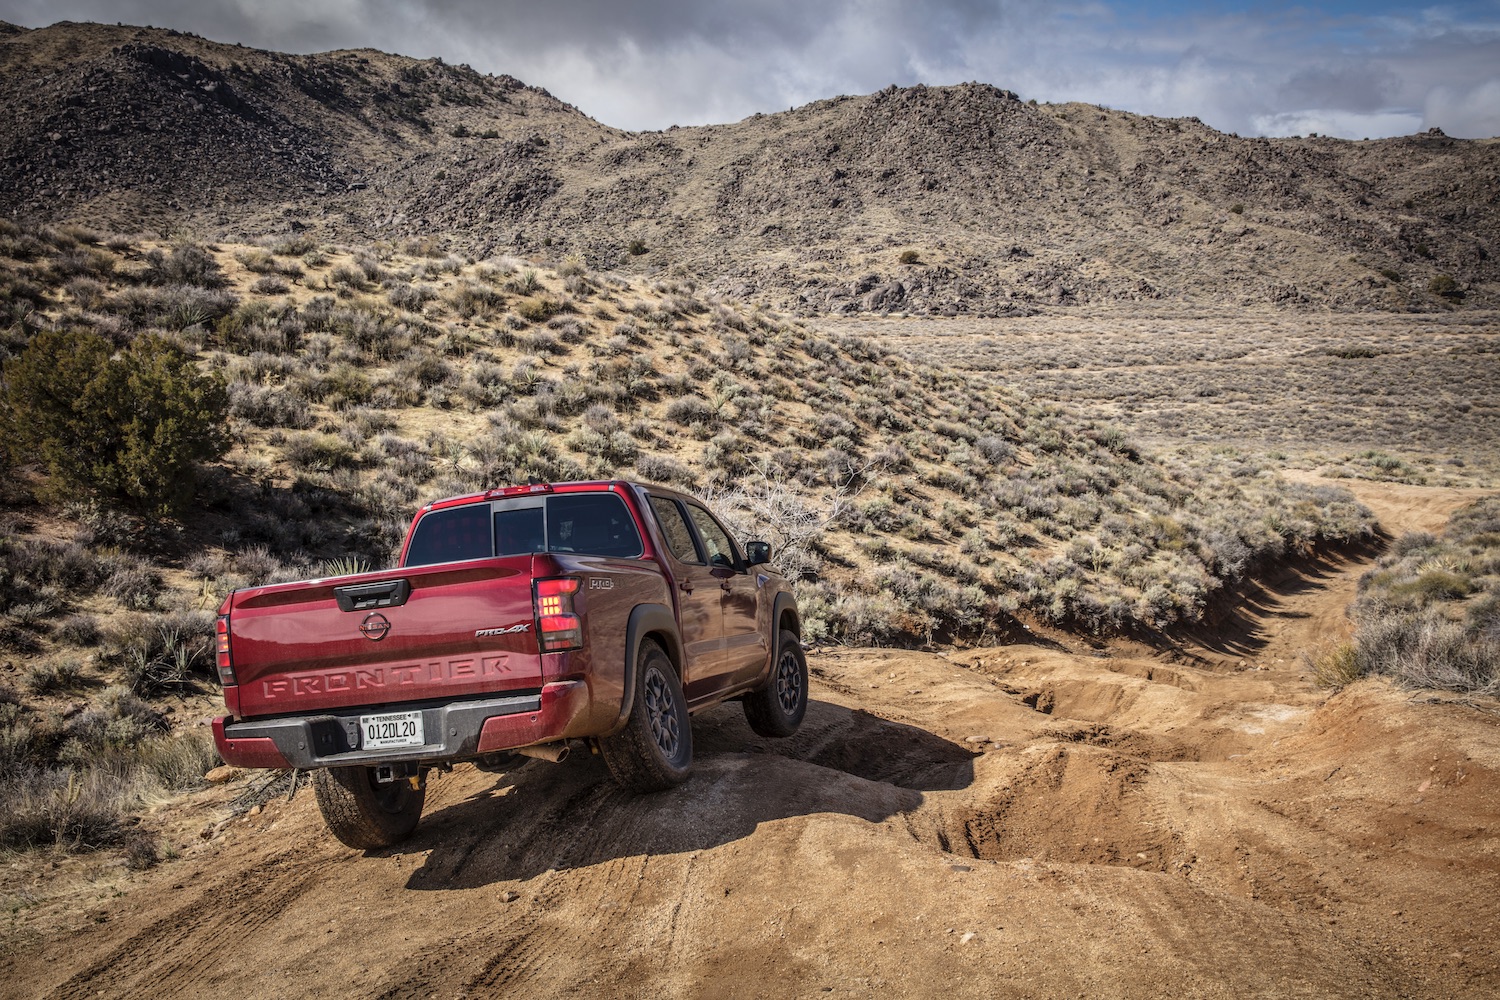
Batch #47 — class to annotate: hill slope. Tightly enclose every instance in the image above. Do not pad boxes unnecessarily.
[1,20,1496,313]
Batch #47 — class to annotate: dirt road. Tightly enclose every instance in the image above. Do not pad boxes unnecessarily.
[4,480,1497,999]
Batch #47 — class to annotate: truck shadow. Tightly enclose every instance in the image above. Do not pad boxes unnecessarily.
[399,698,976,890]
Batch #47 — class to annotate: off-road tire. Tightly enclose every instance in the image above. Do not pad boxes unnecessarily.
[312,765,425,850]
[599,640,692,792]
[743,629,808,738]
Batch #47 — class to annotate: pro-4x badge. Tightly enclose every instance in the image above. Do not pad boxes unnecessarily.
[475,622,532,638]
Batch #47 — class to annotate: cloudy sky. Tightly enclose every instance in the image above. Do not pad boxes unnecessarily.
[3,1,1498,138]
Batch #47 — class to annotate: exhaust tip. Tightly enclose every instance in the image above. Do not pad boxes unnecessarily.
[516,742,570,764]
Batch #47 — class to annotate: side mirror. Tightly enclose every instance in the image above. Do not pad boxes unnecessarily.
[745,540,772,566]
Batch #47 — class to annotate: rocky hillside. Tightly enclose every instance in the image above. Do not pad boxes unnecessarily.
[1,20,1496,314]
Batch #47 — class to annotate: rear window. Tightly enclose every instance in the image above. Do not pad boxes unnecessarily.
[404,492,643,566]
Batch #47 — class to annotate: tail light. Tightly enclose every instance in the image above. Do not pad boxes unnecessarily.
[533,577,583,652]
[215,614,237,686]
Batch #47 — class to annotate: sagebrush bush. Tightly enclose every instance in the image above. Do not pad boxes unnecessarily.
[141,243,225,288]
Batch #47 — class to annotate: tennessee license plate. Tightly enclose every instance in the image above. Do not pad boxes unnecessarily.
[359,710,424,750]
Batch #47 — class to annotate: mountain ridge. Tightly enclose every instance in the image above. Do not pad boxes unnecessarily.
[1,19,1496,314]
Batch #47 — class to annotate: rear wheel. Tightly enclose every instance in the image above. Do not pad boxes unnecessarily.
[599,640,692,792]
[312,765,425,849]
[743,629,808,738]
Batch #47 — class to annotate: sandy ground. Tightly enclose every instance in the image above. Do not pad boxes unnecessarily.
[3,479,1497,999]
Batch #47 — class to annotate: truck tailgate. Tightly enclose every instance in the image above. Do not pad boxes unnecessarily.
[227,555,544,717]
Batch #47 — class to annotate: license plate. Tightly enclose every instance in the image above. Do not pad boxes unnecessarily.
[359,710,425,750]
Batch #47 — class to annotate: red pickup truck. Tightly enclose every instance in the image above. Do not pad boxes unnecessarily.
[211,480,806,849]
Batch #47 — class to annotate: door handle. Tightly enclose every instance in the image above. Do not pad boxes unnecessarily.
[678,580,694,593]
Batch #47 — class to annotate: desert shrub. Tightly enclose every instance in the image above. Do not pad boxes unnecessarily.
[24,659,85,695]
[271,234,317,256]
[236,248,278,273]
[228,381,315,428]
[635,453,697,488]
[974,435,1016,464]
[448,281,504,318]
[1428,274,1461,300]
[665,396,715,426]
[394,353,454,389]
[141,243,225,288]
[898,249,921,264]
[457,362,511,409]
[56,614,101,646]
[516,295,565,323]
[0,685,216,852]
[0,766,128,849]
[51,247,116,281]
[570,427,639,466]
[110,283,240,330]
[101,553,163,611]
[1,330,229,516]
[505,269,541,294]
[64,276,108,310]
[283,431,360,470]
[0,537,110,612]
[329,263,368,291]
[106,611,215,696]
[134,728,217,790]
[0,620,40,653]
[518,330,564,356]
[251,274,290,295]
[1304,642,1360,689]
[1350,496,1500,694]
[388,282,435,311]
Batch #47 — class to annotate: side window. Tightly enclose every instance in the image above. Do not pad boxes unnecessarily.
[649,496,703,564]
[685,503,741,569]
[546,494,643,558]
[404,504,493,567]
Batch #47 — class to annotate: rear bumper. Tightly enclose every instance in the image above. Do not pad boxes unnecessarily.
[214,681,591,770]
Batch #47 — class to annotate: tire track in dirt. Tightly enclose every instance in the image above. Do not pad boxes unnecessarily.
[43,850,334,999]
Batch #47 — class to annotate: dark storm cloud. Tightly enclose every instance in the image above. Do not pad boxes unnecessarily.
[0,1,1496,137]
[1279,64,1401,114]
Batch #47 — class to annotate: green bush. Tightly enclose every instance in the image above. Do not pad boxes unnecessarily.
[1428,273,1462,300]
[1,330,229,516]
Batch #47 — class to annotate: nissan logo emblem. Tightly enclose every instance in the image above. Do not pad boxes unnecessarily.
[360,612,392,641]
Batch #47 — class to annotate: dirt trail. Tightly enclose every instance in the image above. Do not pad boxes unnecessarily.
[4,480,1498,999]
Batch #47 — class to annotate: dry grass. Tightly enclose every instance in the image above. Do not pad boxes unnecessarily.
[1348,497,1500,694]
[841,309,1500,486]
